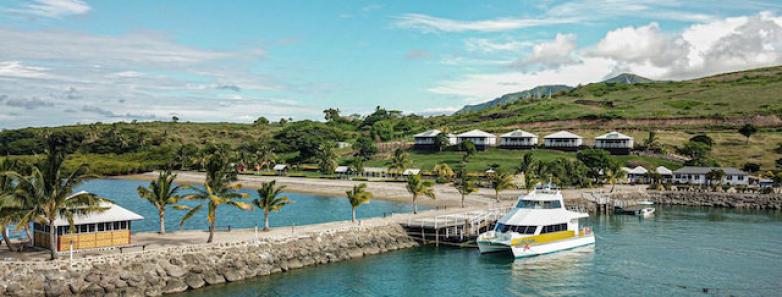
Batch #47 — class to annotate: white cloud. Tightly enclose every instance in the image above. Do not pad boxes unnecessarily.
[0,61,49,78]
[4,0,90,18]
[393,13,579,33]
[465,38,531,53]
[588,23,690,69]
[517,33,578,68]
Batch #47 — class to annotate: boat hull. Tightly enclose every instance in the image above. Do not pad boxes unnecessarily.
[477,240,511,254]
[511,235,595,258]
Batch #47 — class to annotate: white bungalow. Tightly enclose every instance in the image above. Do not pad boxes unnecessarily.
[273,164,288,176]
[413,129,456,150]
[456,129,497,150]
[33,195,143,252]
[543,131,583,151]
[625,166,649,184]
[499,130,538,149]
[363,167,389,178]
[594,131,634,155]
[673,167,748,186]
[335,166,350,174]
[656,166,673,183]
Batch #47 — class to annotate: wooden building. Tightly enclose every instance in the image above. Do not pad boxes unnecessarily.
[413,129,456,150]
[33,196,143,252]
[456,130,497,150]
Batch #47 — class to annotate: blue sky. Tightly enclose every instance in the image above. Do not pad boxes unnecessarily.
[1,0,781,128]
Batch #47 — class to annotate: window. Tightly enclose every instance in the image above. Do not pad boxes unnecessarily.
[516,200,561,209]
[114,222,120,230]
[79,225,88,233]
[120,221,127,230]
[541,223,568,234]
[495,224,537,234]
[98,223,105,232]
[88,224,95,232]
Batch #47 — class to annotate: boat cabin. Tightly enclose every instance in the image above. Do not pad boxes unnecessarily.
[33,198,143,252]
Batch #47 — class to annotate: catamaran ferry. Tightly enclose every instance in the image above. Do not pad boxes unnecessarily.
[477,185,595,258]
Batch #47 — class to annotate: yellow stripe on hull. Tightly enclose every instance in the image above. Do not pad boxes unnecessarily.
[511,230,584,247]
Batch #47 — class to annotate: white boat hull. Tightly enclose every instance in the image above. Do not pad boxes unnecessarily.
[511,235,595,258]
[477,240,512,254]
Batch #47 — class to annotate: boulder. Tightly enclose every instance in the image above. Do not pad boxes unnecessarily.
[223,270,243,282]
[162,279,188,294]
[184,274,205,289]
[203,272,225,285]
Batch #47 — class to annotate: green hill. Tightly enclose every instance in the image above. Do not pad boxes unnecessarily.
[456,85,573,114]
[601,73,655,84]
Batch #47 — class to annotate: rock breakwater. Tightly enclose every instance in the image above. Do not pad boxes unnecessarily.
[0,224,417,297]
[609,191,782,210]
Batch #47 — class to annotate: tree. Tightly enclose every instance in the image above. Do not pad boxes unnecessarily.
[516,152,535,189]
[253,180,290,231]
[405,174,435,214]
[7,139,105,260]
[738,124,757,144]
[179,155,251,243]
[706,169,725,189]
[255,144,277,171]
[136,170,182,234]
[678,141,711,164]
[460,141,477,162]
[316,143,337,174]
[433,133,450,152]
[742,162,761,173]
[646,171,664,191]
[490,171,514,202]
[172,116,179,123]
[576,149,611,182]
[354,136,378,160]
[604,160,625,192]
[323,108,341,122]
[346,183,372,222]
[641,131,663,153]
[387,148,411,176]
[689,134,714,147]
[0,158,22,251]
[253,116,269,126]
[432,163,455,183]
[348,157,365,175]
[453,166,476,208]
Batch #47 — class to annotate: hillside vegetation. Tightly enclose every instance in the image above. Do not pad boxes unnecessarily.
[1,65,781,174]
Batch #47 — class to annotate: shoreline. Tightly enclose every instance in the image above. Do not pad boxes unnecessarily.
[115,171,505,208]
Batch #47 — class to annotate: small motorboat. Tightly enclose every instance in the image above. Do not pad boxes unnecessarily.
[638,200,654,205]
[615,205,655,217]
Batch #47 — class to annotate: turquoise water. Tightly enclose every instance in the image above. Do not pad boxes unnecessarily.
[177,206,782,297]
[76,179,424,233]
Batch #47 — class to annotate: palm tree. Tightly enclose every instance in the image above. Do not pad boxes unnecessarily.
[706,169,725,190]
[137,170,182,234]
[256,145,277,171]
[432,163,455,182]
[348,157,365,176]
[490,171,514,203]
[388,148,411,177]
[517,152,535,189]
[604,161,625,193]
[0,158,21,251]
[346,183,372,222]
[453,166,476,208]
[253,180,290,231]
[179,155,251,243]
[8,146,106,260]
[405,174,435,214]
[316,144,337,174]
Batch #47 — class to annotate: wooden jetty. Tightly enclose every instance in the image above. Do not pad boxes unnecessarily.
[401,208,510,247]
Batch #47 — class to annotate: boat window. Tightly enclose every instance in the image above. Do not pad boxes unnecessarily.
[495,224,537,234]
[517,200,562,209]
[541,223,568,234]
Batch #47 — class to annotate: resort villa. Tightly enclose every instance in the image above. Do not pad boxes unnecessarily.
[498,130,538,149]
[543,131,583,151]
[456,130,497,150]
[413,129,456,150]
[624,166,649,184]
[33,194,143,252]
[673,167,749,186]
[594,131,634,155]
[656,166,674,183]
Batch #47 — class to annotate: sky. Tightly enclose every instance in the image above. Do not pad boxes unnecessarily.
[1,0,782,128]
